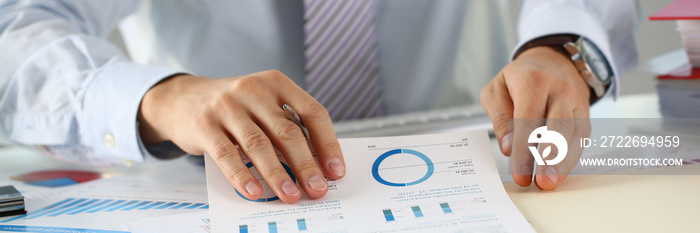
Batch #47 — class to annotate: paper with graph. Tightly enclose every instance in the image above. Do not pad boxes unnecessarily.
[205,131,534,232]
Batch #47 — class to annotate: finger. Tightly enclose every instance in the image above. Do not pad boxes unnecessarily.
[534,104,591,190]
[203,129,263,201]
[265,73,345,180]
[252,102,329,199]
[509,80,547,187]
[296,103,346,180]
[480,71,515,156]
[227,114,302,204]
[533,96,575,190]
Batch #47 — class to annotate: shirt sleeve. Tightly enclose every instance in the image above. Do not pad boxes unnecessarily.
[0,0,184,166]
[514,0,641,99]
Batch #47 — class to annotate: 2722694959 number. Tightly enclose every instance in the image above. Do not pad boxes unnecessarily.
[580,136,680,148]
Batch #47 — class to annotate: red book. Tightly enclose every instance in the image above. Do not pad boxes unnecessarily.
[649,0,700,20]
[658,67,700,80]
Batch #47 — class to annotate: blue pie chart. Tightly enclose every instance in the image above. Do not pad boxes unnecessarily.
[372,149,434,187]
[235,161,296,202]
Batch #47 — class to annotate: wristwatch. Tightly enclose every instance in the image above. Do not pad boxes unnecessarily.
[562,36,613,104]
[514,34,614,104]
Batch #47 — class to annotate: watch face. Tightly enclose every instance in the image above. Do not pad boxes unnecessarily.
[581,38,612,83]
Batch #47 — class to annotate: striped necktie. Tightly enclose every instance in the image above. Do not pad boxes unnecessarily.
[303,0,385,121]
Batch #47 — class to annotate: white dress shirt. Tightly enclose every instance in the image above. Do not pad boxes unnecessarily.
[0,0,639,165]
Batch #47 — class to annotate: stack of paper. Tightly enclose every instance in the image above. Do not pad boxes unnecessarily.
[649,0,700,65]
[650,0,700,117]
[678,20,700,67]
[656,67,700,117]
[0,186,26,217]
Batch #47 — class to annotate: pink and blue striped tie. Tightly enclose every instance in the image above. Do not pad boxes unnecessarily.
[303,0,385,121]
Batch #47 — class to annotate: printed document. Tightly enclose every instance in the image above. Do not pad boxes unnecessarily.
[205,130,534,232]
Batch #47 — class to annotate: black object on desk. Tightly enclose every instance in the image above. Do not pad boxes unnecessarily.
[0,185,26,217]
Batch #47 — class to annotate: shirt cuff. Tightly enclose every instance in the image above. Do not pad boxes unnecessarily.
[511,3,619,100]
[80,61,184,162]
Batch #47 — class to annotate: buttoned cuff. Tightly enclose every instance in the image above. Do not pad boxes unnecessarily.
[512,3,619,100]
[80,61,184,162]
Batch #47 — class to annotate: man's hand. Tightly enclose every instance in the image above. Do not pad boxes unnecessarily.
[481,47,592,190]
[138,70,346,203]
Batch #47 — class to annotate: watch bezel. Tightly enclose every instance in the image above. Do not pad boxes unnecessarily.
[579,38,613,85]
[564,37,613,99]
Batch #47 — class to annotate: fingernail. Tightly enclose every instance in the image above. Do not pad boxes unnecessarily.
[519,164,533,176]
[308,175,327,191]
[545,166,558,184]
[328,158,346,177]
[281,181,300,196]
[501,132,513,155]
[245,181,261,196]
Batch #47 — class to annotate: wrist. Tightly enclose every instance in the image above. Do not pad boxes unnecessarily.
[513,34,579,60]
[515,47,591,108]
[138,74,201,145]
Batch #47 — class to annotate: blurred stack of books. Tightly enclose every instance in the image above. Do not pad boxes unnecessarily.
[656,68,700,117]
[650,0,700,117]
[0,186,25,217]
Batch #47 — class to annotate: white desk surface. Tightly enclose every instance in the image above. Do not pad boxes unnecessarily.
[1,93,697,232]
[506,93,698,233]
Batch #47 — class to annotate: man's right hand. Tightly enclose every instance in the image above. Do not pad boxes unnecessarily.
[137,70,346,204]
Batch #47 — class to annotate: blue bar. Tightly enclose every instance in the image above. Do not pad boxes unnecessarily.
[268,222,278,233]
[199,205,209,209]
[0,225,129,233]
[297,218,307,231]
[121,201,152,211]
[440,202,452,214]
[49,199,102,216]
[69,199,114,215]
[138,201,165,210]
[239,225,248,233]
[185,203,205,209]
[154,202,179,209]
[383,209,395,222]
[411,206,423,217]
[87,200,126,213]
[105,200,139,212]
[26,199,88,219]
[0,198,75,223]
[169,203,191,209]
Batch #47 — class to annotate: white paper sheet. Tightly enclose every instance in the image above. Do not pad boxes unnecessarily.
[0,158,209,232]
[124,210,210,233]
[205,131,534,232]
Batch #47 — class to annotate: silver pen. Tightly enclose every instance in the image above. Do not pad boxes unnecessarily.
[283,104,310,139]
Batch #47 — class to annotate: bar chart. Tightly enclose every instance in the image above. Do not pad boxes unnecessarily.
[237,217,319,232]
[382,209,395,222]
[0,198,208,223]
[239,224,248,233]
[440,202,453,214]
[267,222,277,233]
[381,202,456,223]
[411,206,423,217]
[296,218,307,231]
